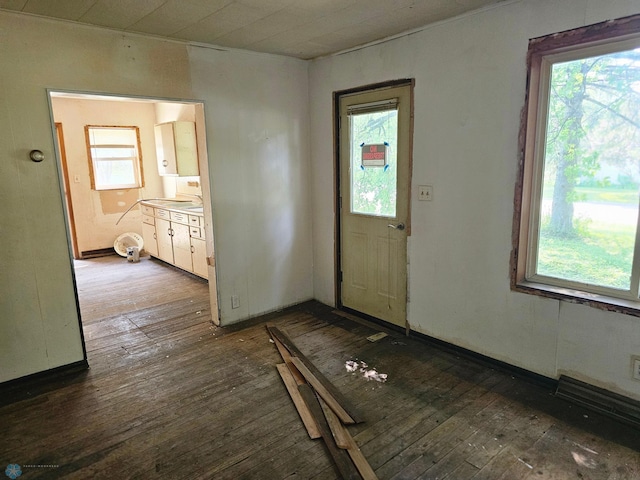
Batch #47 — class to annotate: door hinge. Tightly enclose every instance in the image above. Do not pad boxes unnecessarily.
[338,270,343,283]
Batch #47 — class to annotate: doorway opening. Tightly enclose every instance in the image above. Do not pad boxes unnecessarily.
[48,91,220,358]
[335,80,414,329]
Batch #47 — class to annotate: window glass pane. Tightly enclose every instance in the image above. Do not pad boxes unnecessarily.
[89,128,137,145]
[536,48,640,290]
[87,126,141,190]
[94,160,136,188]
[91,146,136,159]
[350,110,398,217]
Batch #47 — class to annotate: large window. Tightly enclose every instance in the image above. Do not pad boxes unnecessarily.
[515,15,640,309]
[85,126,143,190]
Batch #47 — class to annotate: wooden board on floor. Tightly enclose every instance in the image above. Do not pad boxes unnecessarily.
[276,363,322,439]
[298,384,361,480]
[267,325,363,424]
[290,356,356,425]
[319,397,379,480]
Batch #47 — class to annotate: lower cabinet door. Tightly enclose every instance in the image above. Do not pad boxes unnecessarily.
[172,222,193,272]
[191,237,208,278]
[141,222,158,257]
[156,218,174,263]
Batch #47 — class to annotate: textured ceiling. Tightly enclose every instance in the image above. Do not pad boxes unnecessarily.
[0,0,506,59]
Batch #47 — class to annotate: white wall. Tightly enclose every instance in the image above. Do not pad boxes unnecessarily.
[0,12,313,382]
[189,46,313,323]
[51,97,164,253]
[309,0,640,401]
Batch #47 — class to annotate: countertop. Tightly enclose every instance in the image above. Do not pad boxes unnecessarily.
[141,199,204,215]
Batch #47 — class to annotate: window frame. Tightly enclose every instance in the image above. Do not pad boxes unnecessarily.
[85,125,144,191]
[512,14,640,315]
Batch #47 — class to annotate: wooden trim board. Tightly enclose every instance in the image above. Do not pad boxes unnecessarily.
[298,384,361,480]
[267,325,363,423]
[276,363,321,439]
[319,398,378,480]
[290,357,356,425]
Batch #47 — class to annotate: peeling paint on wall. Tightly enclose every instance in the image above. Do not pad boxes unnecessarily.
[99,189,140,215]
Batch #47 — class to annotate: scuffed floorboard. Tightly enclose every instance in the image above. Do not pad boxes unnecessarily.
[0,255,638,479]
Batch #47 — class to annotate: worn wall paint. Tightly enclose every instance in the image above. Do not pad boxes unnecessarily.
[188,46,314,324]
[309,0,640,400]
[98,190,140,216]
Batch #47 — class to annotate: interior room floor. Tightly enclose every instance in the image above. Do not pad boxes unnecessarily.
[0,255,638,479]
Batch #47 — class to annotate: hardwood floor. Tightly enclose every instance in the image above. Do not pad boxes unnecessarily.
[1,255,638,479]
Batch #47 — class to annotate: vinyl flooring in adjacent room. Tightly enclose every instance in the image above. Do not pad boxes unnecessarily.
[1,255,638,479]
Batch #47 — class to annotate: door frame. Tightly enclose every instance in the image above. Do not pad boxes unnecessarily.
[47,90,221,331]
[55,122,80,259]
[334,79,415,323]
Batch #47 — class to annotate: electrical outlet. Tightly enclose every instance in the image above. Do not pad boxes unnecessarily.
[632,355,640,381]
[418,185,433,201]
[231,295,240,309]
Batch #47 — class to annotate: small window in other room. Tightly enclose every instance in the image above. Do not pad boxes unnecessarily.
[514,15,640,310]
[85,126,144,190]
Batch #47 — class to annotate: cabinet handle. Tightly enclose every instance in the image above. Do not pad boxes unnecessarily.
[191,245,195,253]
[153,232,156,239]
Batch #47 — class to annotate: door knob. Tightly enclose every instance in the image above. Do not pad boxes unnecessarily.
[388,223,405,230]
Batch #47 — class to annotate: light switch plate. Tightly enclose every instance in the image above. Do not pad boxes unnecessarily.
[418,185,433,201]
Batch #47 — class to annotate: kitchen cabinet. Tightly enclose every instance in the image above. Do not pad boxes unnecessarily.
[189,217,207,277]
[154,121,199,176]
[155,217,174,264]
[169,211,193,271]
[141,205,158,257]
[141,201,207,279]
[191,238,207,278]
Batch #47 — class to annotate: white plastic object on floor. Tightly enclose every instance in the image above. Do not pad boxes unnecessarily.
[114,232,144,257]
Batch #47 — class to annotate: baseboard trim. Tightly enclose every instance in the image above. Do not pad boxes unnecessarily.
[337,306,558,390]
[0,360,89,407]
[556,375,640,429]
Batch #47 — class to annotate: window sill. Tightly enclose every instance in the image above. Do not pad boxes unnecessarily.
[514,280,640,318]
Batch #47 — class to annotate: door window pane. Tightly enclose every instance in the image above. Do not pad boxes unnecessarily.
[350,110,398,217]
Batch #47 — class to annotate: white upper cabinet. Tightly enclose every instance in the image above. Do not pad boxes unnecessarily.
[154,121,199,176]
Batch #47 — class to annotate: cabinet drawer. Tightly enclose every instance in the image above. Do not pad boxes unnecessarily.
[190,227,202,238]
[156,208,169,219]
[141,205,154,216]
[170,211,188,224]
[142,214,155,225]
[189,215,201,227]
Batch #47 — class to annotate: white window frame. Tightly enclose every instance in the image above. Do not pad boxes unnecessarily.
[85,125,144,191]
[513,14,640,313]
